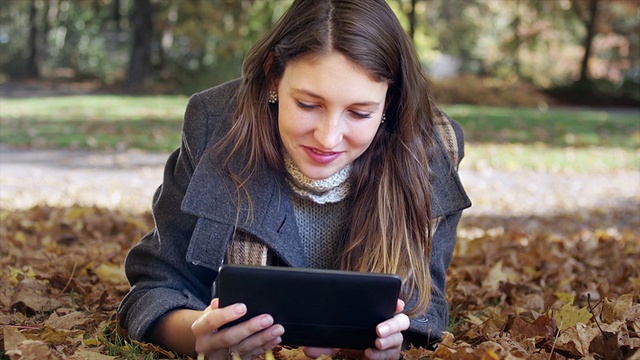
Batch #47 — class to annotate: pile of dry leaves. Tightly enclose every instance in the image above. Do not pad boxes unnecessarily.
[1,205,638,359]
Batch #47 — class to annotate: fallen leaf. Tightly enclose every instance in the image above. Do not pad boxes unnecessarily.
[555,322,600,356]
[588,332,623,360]
[5,339,65,360]
[508,313,557,344]
[44,311,87,330]
[554,302,592,331]
[93,264,127,285]
[3,326,27,351]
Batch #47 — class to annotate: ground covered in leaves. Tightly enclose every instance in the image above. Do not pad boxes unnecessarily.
[1,151,639,359]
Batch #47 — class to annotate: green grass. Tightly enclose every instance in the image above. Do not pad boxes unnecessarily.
[463,143,639,173]
[442,105,640,148]
[1,96,638,171]
[0,95,187,151]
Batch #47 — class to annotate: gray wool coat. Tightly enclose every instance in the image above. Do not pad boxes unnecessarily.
[118,79,472,348]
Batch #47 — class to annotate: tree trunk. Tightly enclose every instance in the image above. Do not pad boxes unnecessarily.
[578,0,599,84]
[127,0,153,91]
[511,0,522,78]
[27,0,40,78]
[113,0,121,32]
[408,0,417,40]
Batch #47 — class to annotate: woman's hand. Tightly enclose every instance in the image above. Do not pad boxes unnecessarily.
[303,299,410,360]
[192,298,285,360]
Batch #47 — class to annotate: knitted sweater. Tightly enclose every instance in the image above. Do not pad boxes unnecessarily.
[284,152,350,269]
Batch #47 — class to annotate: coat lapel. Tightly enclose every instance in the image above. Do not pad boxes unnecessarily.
[181,149,308,269]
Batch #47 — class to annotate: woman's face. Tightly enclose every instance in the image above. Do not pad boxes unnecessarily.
[276,51,388,180]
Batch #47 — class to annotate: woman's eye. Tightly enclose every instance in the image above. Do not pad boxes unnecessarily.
[296,100,317,110]
[350,111,372,119]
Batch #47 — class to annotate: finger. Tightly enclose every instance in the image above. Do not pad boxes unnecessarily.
[302,347,340,359]
[217,314,280,350]
[229,323,284,360]
[375,332,404,351]
[364,346,402,360]
[377,313,410,338]
[192,303,247,337]
[209,298,220,310]
[395,299,405,314]
[233,326,284,360]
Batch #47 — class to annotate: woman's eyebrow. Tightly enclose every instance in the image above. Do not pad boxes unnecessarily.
[291,88,381,107]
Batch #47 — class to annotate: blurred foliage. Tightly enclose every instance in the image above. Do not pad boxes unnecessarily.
[0,0,638,103]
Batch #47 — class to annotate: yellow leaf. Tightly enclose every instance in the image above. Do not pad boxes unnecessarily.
[555,292,575,305]
[82,338,100,347]
[14,231,27,244]
[480,349,500,360]
[8,266,21,286]
[466,313,485,325]
[75,349,116,360]
[94,263,127,284]
[554,302,593,331]
[482,260,508,290]
[265,349,275,360]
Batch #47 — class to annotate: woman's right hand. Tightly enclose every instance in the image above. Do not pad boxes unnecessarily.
[192,298,285,360]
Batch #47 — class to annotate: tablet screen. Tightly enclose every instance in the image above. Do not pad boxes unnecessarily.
[217,264,402,349]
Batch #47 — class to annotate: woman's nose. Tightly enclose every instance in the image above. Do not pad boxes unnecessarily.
[314,114,343,149]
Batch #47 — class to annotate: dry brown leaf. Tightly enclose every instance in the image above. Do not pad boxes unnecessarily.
[588,332,623,360]
[74,349,117,360]
[5,339,64,360]
[508,313,557,345]
[601,294,638,323]
[10,278,65,314]
[3,326,28,351]
[44,311,87,330]
[555,322,600,356]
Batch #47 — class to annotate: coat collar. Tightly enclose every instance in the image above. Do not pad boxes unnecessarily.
[182,150,308,268]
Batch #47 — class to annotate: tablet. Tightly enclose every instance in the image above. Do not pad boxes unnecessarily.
[217,264,402,349]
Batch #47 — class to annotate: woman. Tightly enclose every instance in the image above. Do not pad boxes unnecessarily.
[118,0,471,359]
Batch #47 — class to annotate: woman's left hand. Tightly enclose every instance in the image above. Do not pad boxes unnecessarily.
[303,299,410,360]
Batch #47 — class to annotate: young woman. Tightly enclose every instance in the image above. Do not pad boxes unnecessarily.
[118,0,471,359]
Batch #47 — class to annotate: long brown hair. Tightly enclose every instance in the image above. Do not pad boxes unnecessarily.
[215,0,438,316]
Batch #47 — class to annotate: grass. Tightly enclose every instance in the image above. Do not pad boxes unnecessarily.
[442,105,640,148]
[0,95,187,152]
[1,95,638,172]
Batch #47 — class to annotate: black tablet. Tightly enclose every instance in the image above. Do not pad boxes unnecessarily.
[217,264,402,349]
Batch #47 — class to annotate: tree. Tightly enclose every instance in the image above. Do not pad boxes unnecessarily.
[127,0,153,91]
[575,0,601,84]
[27,0,40,78]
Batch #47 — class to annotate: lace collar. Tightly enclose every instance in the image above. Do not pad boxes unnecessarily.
[284,152,351,204]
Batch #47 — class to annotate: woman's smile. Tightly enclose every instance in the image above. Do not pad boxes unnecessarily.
[276,51,388,180]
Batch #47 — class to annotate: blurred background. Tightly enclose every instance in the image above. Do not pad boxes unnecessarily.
[1,2,639,358]
[1,0,639,106]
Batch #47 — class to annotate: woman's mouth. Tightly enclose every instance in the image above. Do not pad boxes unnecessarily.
[304,147,341,164]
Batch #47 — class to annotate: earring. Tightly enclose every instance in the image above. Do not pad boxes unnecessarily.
[268,90,278,104]
[381,112,386,123]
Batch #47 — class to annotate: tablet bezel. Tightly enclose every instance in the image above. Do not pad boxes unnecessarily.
[217,264,402,349]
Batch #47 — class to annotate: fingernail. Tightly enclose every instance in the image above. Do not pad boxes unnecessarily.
[271,325,285,337]
[260,315,274,327]
[378,324,390,337]
[234,303,246,315]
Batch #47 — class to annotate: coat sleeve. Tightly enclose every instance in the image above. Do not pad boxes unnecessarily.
[117,92,219,342]
[404,210,463,347]
[404,116,469,347]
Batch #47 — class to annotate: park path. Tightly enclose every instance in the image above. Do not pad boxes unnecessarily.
[1,146,638,227]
